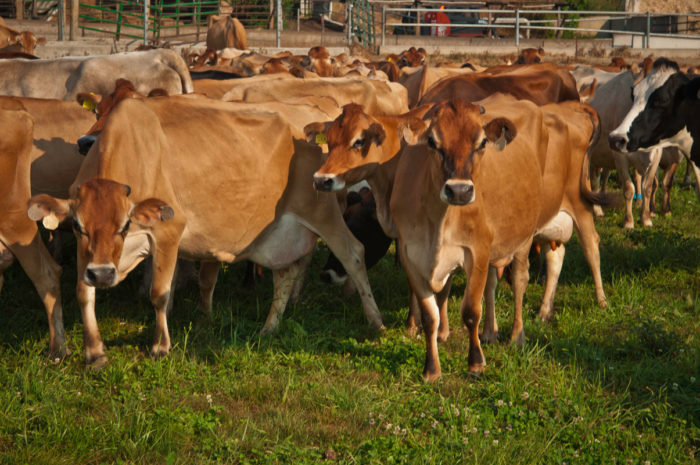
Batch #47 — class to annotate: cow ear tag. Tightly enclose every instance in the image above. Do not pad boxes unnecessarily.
[388,57,392,62]
[42,212,60,230]
[315,132,327,145]
[82,93,96,111]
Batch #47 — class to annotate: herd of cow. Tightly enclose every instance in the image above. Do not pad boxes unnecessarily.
[0,23,698,381]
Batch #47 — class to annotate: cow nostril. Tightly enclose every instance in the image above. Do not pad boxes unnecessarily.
[86,268,97,284]
[608,134,627,152]
[465,183,474,197]
[323,178,334,190]
[443,184,454,200]
[105,268,115,281]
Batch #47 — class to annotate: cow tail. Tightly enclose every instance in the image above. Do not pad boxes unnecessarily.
[579,104,618,208]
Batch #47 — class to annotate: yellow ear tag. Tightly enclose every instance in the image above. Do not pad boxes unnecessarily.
[315,132,327,145]
[388,57,392,62]
[82,99,96,111]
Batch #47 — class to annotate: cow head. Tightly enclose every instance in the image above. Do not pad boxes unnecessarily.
[28,178,173,288]
[402,99,516,206]
[608,58,683,153]
[307,104,386,192]
[75,79,166,155]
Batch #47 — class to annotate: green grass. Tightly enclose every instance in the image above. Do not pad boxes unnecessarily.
[1,183,698,464]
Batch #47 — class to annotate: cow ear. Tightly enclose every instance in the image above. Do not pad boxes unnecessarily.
[483,117,517,151]
[365,122,385,146]
[36,37,46,46]
[76,92,101,111]
[398,117,427,145]
[303,121,331,146]
[27,195,72,230]
[130,198,174,227]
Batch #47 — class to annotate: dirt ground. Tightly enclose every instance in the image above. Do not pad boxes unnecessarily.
[640,0,700,13]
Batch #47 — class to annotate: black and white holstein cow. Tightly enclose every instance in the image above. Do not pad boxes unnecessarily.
[609,58,700,202]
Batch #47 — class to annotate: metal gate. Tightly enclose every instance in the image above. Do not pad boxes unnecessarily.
[78,0,219,42]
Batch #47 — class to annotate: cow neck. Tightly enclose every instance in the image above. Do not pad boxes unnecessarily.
[364,115,403,238]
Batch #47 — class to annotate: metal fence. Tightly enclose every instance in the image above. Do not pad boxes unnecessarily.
[379,3,700,48]
[78,0,219,41]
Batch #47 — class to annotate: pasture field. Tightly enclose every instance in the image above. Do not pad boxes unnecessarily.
[0,180,698,464]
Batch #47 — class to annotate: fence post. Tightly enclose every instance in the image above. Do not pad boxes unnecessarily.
[58,0,65,40]
[515,8,520,47]
[645,11,651,48]
[143,0,149,45]
[70,0,78,40]
[276,0,282,48]
[381,4,385,48]
[347,3,353,46]
[14,0,22,19]
[116,1,122,40]
[297,7,300,32]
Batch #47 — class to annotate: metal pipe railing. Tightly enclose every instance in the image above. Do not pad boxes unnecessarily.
[382,5,700,49]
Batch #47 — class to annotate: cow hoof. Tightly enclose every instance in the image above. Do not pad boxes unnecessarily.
[598,299,608,309]
[467,363,485,375]
[479,330,499,344]
[642,219,654,228]
[49,345,71,362]
[537,312,554,324]
[423,370,442,383]
[406,324,421,338]
[150,348,170,360]
[437,330,450,343]
[623,222,634,230]
[259,325,278,337]
[509,332,526,348]
[86,354,108,370]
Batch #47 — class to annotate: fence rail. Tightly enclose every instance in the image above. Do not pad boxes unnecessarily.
[380,5,700,48]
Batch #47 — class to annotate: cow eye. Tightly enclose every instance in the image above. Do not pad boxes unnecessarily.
[478,138,488,150]
[120,219,131,235]
[427,135,438,150]
[353,138,364,149]
[72,217,85,235]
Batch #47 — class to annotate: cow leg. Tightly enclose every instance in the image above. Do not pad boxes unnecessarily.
[613,154,635,229]
[590,167,609,218]
[682,157,695,186]
[649,176,658,216]
[691,161,700,202]
[480,266,499,344]
[461,252,490,374]
[405,291,422,337]
[6,236,68,359]
[538,242,566,323]
[315,223,384,331]
[436,276,452,342]
[508,245,530,347]
[633,170,643,207]
[76,250,106,367]
[289,253,312,304]
[261,257,308,335]
[572,208,607,308]
[660,162,678,216]
[0,242,14,295]
[640,148,662,228]
[199,261,220,314]
[149,247,179,359]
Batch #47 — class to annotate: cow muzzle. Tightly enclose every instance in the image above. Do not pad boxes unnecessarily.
[313,173,345,192]
[78,135,97,155]
[608,133,628,153]
[441,180,475,205]
[84,264,118,288]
